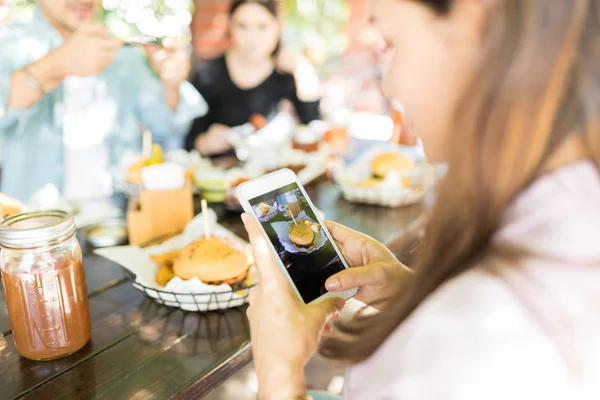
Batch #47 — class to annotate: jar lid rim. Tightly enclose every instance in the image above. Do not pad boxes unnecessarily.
[0,210,76,248]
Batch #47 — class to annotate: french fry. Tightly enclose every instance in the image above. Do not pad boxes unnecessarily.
[156,264,175,286]
[150,249,181,266]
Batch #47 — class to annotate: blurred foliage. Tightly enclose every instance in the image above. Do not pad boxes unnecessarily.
[102,0,194,42]
[7,0,34,6]
[2,0,350,61]
[1,0,193,44]
[0,0,35,22]
[281,0,350,64]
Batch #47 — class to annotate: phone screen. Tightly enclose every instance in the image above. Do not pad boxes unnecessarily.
[249,183,346,303]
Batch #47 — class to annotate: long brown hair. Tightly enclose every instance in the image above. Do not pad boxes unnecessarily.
[321,0,600,363]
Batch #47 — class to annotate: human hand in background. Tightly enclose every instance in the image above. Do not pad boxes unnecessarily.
[58,23,123,77]
[144,38,191,89]
[195,124,233,156]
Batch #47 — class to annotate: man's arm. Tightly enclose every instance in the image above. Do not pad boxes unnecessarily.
[1,22,121,135]
[130,47,207,138]
[7,49,68,110]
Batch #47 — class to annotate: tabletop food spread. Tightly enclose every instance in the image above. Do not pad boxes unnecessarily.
[0,109,434,400]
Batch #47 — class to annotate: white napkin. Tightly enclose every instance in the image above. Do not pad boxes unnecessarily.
[142,163,186,191]
[227,111,295,161]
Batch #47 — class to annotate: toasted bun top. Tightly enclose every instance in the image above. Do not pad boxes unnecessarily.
[288,223,315,247]
[370,152,415,178]
[173,237,249,282]
[0,194,22,218]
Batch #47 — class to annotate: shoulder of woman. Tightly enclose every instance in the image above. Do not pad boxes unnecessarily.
[346,269,571,399]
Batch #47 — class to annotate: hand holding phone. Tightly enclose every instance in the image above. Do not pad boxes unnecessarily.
[237,169,359,304]
[322,220,413,307]
[240,211,343,398]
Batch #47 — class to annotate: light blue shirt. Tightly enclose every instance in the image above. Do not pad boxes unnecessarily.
[0,9,207,201]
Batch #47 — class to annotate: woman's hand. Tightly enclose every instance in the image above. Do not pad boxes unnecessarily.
[325,221,412,308]
[276,49,321,102]
[194,123,232,156]
[275,48,302,74]
[242,213,342,400]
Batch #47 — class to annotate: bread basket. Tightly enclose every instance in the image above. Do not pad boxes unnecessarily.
[334,147,442,208]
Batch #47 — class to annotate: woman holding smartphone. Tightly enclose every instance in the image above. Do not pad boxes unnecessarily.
[243,0,600,399]
[185,0,321,157]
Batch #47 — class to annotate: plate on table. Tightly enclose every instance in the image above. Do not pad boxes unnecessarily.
[254,201,279,222]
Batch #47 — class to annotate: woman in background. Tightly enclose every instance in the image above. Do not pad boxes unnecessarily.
[185,0,321,157]
[242,0,600,399]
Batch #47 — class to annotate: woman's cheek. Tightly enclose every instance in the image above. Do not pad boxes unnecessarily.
[381,52,403,100]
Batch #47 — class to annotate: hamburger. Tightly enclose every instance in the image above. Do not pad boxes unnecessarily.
[173,237,250,285]
[370,151,415,180]
[288,221,317,251]
[257,203,271,217]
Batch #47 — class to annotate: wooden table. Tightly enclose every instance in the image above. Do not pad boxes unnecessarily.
[0,181,424,400]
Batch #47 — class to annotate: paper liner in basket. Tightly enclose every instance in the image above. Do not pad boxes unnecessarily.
[95,209,258,312]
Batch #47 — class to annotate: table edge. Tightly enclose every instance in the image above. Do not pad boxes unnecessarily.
[173,342,252,399]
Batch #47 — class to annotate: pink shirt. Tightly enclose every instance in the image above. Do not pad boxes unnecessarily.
[344,161,600,400]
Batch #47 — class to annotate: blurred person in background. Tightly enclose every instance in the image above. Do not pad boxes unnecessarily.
[242,0,600,399]
[185,0,321,157]
[0,0,206,201]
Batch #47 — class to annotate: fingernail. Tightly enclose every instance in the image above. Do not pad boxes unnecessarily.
[325,278,340,291]
[241,213,249,224]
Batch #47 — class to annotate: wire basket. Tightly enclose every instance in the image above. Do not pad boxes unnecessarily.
[123,268,256,312]
[122,230,257,313]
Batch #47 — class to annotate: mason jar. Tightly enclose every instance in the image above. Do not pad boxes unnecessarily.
[0,211,91,361]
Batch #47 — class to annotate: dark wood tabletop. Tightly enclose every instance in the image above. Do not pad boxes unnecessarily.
[0,180,424,400]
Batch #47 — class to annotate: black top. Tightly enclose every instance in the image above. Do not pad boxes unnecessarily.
[184,55,321,151]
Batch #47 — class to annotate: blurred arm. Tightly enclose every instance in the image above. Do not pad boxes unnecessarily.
[0,29,65,137]
[130,48,207,138]
[184,68,218,151]
[292,56,322,103]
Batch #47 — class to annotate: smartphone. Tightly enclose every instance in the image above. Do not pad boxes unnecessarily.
[237,169,358,304]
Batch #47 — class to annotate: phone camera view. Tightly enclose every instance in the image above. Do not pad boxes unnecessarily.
[249,183,346,303]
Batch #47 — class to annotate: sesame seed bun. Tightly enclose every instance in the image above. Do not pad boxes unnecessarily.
[173,237,249,285]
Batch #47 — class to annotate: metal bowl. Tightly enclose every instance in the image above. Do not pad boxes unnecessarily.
[84,219,128,248]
